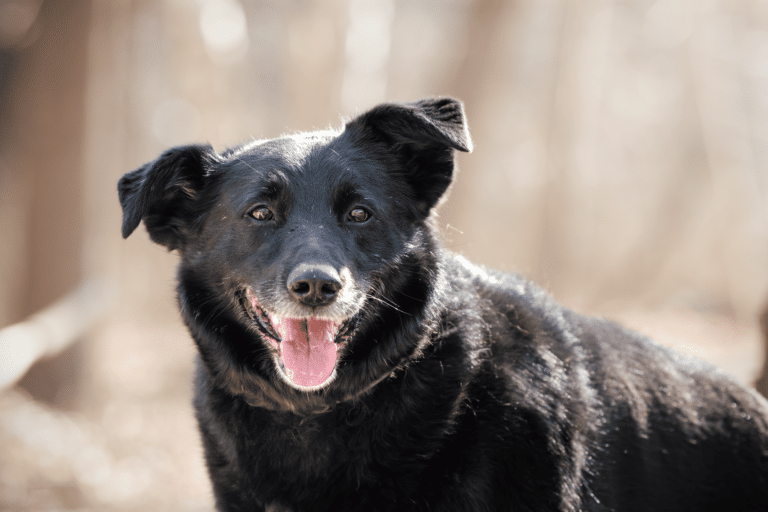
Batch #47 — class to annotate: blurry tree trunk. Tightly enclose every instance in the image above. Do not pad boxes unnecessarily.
[287,0,347,130]
[440,0,513,209]
[0,0,91,408]
[437,0,530,266]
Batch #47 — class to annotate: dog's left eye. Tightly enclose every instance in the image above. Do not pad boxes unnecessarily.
[249,206,274,222]
[347,208,371,223]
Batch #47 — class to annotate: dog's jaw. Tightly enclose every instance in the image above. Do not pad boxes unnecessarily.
[240,287,358,391]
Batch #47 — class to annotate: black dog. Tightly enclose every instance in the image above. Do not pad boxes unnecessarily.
[119,98,768,511]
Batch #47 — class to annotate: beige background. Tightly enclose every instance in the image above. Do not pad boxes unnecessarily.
[1,0,767,509]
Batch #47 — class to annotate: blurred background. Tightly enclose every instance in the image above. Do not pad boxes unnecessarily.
[1,0,767,509]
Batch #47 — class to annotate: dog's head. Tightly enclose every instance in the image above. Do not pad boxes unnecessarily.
[119,98,471,407]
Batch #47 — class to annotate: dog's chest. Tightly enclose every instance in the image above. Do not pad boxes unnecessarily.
[246,410,374,483]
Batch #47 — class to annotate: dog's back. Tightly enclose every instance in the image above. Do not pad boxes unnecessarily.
[448,255,768,510]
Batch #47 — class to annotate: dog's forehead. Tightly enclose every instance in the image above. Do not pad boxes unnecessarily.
[223,129,386,188]
[228,130,336,166]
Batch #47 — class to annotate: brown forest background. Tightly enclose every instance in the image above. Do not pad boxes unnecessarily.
[1,0,768,509]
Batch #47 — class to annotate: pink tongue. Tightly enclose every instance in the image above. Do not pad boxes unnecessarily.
[272,317,340,387]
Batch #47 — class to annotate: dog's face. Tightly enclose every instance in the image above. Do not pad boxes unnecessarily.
[182,132,425,391]
[119,98,471,406]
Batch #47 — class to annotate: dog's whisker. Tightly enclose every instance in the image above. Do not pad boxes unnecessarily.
[364,293,413,317]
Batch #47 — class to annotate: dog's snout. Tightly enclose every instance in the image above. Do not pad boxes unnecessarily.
[287,263,342,307]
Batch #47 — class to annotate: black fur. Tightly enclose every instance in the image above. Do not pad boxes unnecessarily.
[119,98,768,511]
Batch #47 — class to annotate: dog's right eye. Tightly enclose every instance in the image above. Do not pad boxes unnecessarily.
[249,206,273,222]
[347,207,371,223]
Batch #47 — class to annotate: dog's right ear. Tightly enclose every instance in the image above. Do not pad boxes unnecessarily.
[345,97,472,215]
[118,144,216,250]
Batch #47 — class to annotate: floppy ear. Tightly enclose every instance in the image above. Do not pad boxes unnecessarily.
[345,97,472,214]
[118,144,217,250]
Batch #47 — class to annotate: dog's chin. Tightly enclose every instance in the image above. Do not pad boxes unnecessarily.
[237,287,358,391]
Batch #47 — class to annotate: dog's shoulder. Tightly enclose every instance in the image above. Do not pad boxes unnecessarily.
[442,251,575,355]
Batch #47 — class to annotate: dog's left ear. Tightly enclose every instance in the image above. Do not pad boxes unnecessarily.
[345,97,472,214]
[118,144,217,250]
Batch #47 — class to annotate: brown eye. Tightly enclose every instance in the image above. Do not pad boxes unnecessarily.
[348,207,371,223]
[250,206,273,221]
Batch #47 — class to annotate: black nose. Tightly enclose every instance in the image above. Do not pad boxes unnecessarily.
[287,263,342,307]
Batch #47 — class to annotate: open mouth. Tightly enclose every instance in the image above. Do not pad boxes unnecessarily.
[238,287,358,389]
